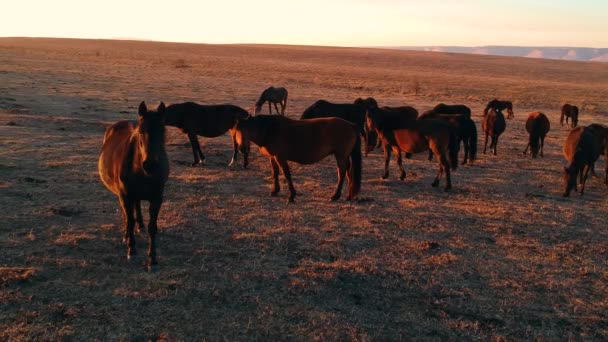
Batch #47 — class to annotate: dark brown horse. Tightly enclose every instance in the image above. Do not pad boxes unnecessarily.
[484,99,514,119]
[233,115,361,202]
[432,103,472,119]
[366,108,458,190]
[482,108,506,155]
[562,126,600,197]
[254,87,288,115]
[419,110,477,165]
[523,112,550,158]
[362,104,419,154]
[587,123,608,184]
[301,99,370,151]
[98,102,169,272]
[560,104,579,128]
[164,102,250,167]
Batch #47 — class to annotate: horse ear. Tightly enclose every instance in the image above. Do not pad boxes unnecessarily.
[158,102,166,115]
[138,101,147,117]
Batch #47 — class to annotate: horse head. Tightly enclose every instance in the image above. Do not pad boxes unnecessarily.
[137,101,166,176]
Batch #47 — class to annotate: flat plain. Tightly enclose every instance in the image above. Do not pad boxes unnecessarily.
[1,37,607,340]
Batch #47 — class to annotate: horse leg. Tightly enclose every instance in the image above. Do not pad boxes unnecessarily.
[396,148,406,180]
[428,150,433,161]
[441,153,452,191]
[268,102,272,115]
[274,103,280,115]
[580,164,591,195]
[523,143,530,155]
[382,144,392,179]
[493,135,499,156]
[146,197,162,272]
[281,100,286,115]
[119,195,136,259]
[188,133,204,166]
[462,139,469,165]
[276,158,296,203]
[540,136,545,157]
[270,158,280,196]
[483,132,489,154]
[135,200,145,234]
[331,156,348,201]
[228,129,245,168]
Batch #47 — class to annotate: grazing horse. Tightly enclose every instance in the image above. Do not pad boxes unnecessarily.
[562,126,600,197]
[164,102,250,167]
[432,103,472,118]
[301,99,370,150]
[366,108,458,190]
[98,102,169,272]
[523,112,550,158]
[419,110,478,165]
[587,123,608,184]
[233,115,361,202]
[560,104,579,128]
[254,87,288,115]
[484,99,514,119]
[482,108,506,155]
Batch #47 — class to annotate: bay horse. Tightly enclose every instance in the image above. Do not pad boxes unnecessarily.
[432,103,472,118]
[360,103,419,154]
[301,99,370,151]
[482,108,506,155]
[98,102,169,272]
[587,123,608,184]
[164,102,250,167]
[233,115,361,202]
[560,104,579,128]
[562,126,600,197]
[254,87,288,115]
[419,110,477,165]
[366,107,458,190]
[523,112,550,158]
[484,99,514,119]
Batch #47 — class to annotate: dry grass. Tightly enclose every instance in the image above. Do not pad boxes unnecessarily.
[0,37,607,340]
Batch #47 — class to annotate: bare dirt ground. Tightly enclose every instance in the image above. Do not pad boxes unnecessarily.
[1,38,607,340]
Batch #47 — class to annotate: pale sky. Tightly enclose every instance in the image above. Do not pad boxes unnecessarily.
[2,0,607,47]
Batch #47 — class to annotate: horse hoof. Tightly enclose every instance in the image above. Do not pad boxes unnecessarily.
[444,186,451,192]
[431,181,439,188]
[148,264,160,273]
[330,196,339,202]
[270,191,279,197]
[381,174,389,180]
[399,173,406,181]
[288,199,295,204]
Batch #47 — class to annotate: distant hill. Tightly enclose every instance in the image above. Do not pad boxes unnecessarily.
[383,46,608,62]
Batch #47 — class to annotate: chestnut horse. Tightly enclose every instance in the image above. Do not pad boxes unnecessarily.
[98,102,169,272]
[484,99,514,119]
[419,110,477,165]
[366,107,458,190]
[482,109,506,155]
[254,86,288,115]
[560,104,579,128]
[523,112,550,158]
[164,102,249,167]
[233,115,361,202]
[562,126,600,197]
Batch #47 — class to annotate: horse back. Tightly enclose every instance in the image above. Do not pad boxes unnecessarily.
[300,100,365,125]
[563,126,600,163]
[99,120,136,195]
[166,102,248,137]
[526,112,550,135]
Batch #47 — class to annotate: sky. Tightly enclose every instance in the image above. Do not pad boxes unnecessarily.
[2,0,607,47]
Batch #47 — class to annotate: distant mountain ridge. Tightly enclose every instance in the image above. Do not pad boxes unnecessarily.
[384,46,608,62]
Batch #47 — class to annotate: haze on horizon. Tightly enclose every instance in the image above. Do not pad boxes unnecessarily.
[3,0,607,48]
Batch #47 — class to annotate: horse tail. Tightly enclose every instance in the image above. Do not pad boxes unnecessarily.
[469,119,478,162]
[448,128,459,170]
[349,132,362,199]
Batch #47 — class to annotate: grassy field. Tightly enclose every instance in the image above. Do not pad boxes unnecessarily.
[0,37,607,340]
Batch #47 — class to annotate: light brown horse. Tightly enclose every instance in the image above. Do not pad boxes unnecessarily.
[254,87,288,115]
[366,108,458,190]
[523,112,550,158]
[98,102,169,272]
[233,115,361,202]
[482,108,506,155]
[562,126,600,197]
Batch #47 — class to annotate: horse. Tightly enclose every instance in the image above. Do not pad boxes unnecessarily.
[560,104,579,128]
[432,103,472,118]
[254,87,288,115]
[523,112,550,158]
[301,99,370,150]
[98,102,169,272]
[233,115,361,203]
[587,123,608,184]
[365,107,458,190]
[482,108,506,155]
[562,126,601,197]
[419,110,477,165]
[361,104,419,154]
[484,99,514,119]
[164,102,250,167]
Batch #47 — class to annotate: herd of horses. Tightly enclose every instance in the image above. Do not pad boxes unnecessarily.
[97,89,607,271]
